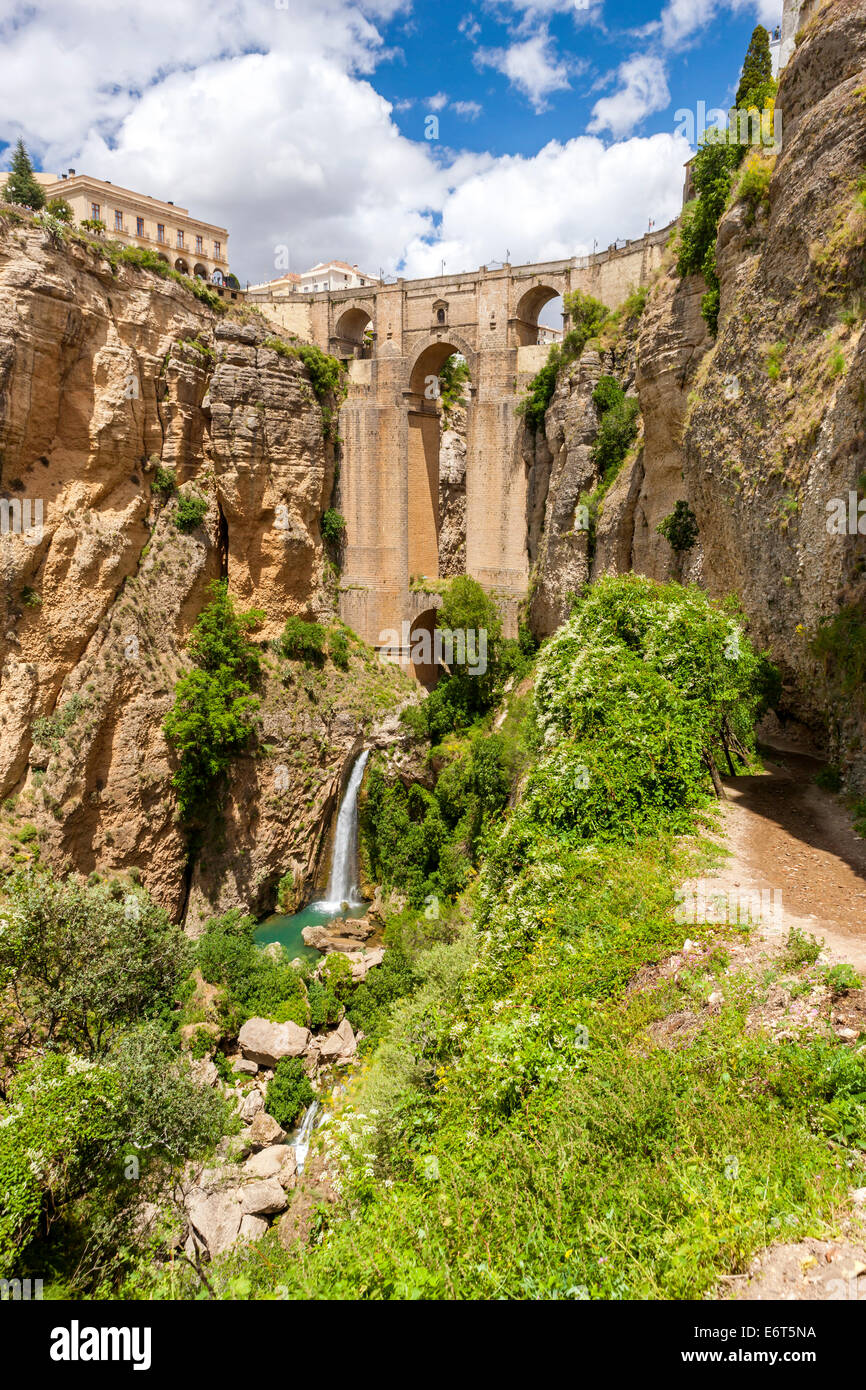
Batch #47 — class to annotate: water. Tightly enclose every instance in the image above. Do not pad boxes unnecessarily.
[291,1099,321,1174]
[253,748,370,960]
[254,900,368,961]
[320,748,369,910]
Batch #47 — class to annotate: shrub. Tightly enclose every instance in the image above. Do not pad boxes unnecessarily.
[197,910,309,1028]
[591,394,640,483]
[280,615,326,663]
[265,1057,314,1129]
[20,586,42,608]
[151,465,176,499]
[765,340,787,380]
[517,291,610,432]
[321,508,346,544]
[785,925,822,967]
[0,869,193,1060]
[826,963,860,996]
[657,501,699,552]
[276,870,295,912]
[45,196,73,222]
[330,629,350,669]
[164,581,264,821]
[815,765,842,792]
[174,492,209,532]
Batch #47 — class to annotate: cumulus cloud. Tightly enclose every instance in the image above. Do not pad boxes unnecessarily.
[588,55,671,138]
[400,131,690,276]
[660,0,782,49]
[453,101,482,119]
[474,31,571,112]
[0,0,690,285]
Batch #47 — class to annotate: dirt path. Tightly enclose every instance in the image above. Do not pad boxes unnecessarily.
[707,746,866,971]
[701,746,866,1301]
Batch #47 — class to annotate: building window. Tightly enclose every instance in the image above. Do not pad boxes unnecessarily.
[91,203,100,221]
[157,224,165,243]
[177,230,184,249]
[195,235,203,254]
[213,240,221,260]
[136,216,145,236]
[114,209,123,231]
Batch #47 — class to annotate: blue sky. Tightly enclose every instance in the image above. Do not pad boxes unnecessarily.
[0,0,782,282]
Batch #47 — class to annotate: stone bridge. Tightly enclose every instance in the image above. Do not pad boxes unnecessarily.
[250,224,673,675]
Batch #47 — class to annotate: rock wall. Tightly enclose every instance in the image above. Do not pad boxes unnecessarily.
[0,218,414,922]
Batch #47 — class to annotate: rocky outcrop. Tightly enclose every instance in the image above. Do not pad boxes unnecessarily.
[438,402,467,576]
[680,0,866,777]
[0,218,415,920]
[238,1017,311,1067]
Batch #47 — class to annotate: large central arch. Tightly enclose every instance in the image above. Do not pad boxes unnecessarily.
[403,336,477,586]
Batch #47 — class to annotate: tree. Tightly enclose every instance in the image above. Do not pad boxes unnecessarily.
[735,25,775,110]
[2,139,46,210]
[46,195,73,222]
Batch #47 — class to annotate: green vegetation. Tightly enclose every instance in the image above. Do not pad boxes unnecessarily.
[811,602,866,709]
[657,500,700,553]
[174,492,209,532]
[280,615,326,664]
[196,910,309,1032]
[765,340,787,380]
[45,195,73,222]
[163,581,264,822]
[321,508,346,544]
[263,336,346,437]
[438,353,470,417]
[20,585,41,608]
[150,464,177,499]
[2,139,46,210]
[31,692,87,753]
[265,1058,314,1128]
[590,377,640,481]
[517,291,610,431]
[736,25,775,112]
[0,871,228,1285]
[826,963,860,997]
[166,575,866,1307]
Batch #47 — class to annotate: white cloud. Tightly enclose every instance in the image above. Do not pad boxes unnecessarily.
[474,31,571,112]
[660,0,782,49]
[453,101,482,119]
[588,55,671,138]
[0,0,690,287]
[400,131,691,276]
[458,15,482,41]
[426,92,449,110]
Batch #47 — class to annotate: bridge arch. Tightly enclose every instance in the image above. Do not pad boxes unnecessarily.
[332,304,374,358]
[406,332,478,399]
[513,282,569,346]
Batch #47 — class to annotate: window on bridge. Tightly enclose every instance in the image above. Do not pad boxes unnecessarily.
[514,285,564,347]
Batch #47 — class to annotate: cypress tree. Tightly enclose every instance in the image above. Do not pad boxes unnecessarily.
[2,138,46,210]
[735,25,774,109]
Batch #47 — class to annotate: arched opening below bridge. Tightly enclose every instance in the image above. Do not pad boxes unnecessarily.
[333,306,373,359]
[408,608,442,689]
[406,345,472,585]
[514,285,565,347]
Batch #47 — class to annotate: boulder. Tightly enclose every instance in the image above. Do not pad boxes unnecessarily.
[238,1214,269,1243]
[240,1178,288,1216]
[186,1190,243,1260]
[190,1056,219,1088]
[238,1088,264,1123]
[248,1111,286,1150]
[318,1017,357,1063]
[345,946,385,981]
[232,1057,258,1076]
[238,1017,311,1067]
[244,1145,295,1181]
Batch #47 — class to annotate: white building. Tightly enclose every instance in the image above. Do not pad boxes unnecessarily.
[299,260,380,293]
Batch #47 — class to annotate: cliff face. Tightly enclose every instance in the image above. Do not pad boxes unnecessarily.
[527,0,866,779]
[0,219,413,922]
[681,0,866,774]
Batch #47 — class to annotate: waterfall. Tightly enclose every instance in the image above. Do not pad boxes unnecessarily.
[316,749,369,910]
[292,1100,320,1174]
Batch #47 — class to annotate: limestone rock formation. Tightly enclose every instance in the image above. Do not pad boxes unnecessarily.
[0,218,415,921]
